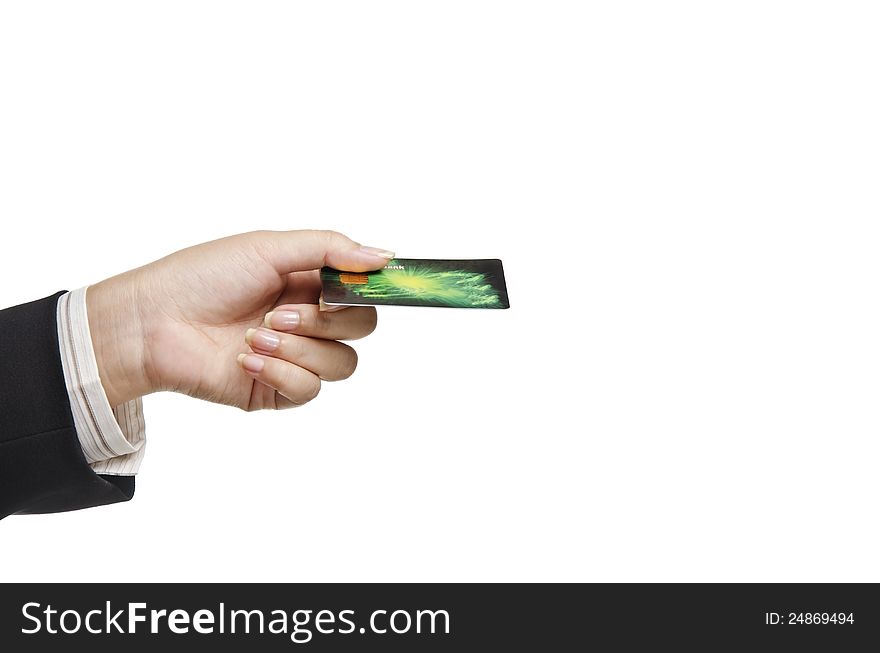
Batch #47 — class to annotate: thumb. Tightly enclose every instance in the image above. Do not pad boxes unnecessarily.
[256,229,395,274]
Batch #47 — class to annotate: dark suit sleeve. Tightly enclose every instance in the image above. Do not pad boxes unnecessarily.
[0,292,135,518]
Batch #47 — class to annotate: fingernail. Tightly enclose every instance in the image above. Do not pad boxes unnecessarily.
[359,245,395,259]
[237,353,265,374]
[246,328,281,352]
[264,310,300,330]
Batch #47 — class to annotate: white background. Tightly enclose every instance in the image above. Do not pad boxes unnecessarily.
[1,1,879,582]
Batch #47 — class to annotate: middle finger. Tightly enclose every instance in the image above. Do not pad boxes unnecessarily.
[263,303,378,341]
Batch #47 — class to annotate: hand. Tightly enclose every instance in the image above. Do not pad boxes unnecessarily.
[86,230,393,410]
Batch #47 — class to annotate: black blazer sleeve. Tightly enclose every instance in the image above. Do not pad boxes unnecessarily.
[0,292,134,518]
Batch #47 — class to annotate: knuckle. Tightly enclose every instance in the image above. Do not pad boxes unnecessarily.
[246,229,274,246]
[280,334,306,361]
[313,229,345,251]
[247,230,278,261]
[361,309,378,336]
[304,377,322,402]
[279,361,299,390]
[312,309,329,333]
[261,358,286,389]
[275,362,320,404]
[339,347,359,379]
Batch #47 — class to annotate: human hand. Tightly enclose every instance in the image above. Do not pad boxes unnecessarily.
[86,230,393,410]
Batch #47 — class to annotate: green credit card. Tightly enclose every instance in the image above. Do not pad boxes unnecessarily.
[321,258,510,309]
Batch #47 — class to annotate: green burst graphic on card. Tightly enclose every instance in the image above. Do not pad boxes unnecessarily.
[321,259,509,309]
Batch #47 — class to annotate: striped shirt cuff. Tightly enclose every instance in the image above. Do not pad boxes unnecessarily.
[56,288,146,476]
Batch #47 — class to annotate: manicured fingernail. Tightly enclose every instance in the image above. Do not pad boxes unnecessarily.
[359,245,395,259]
[246,328,281,353]
[264,310,300,330]
[237,353,264,374]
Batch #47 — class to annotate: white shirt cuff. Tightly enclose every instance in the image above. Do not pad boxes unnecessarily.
[56,287,146,476]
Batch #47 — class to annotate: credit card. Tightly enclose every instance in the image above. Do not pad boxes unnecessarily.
[321,258,510,309]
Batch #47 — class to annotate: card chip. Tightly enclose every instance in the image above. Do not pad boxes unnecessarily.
[339,273,369,285]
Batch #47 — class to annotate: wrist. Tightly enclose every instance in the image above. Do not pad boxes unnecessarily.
[87,273,154,406]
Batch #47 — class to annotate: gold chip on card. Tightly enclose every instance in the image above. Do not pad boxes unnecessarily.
[339,273,369,285]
